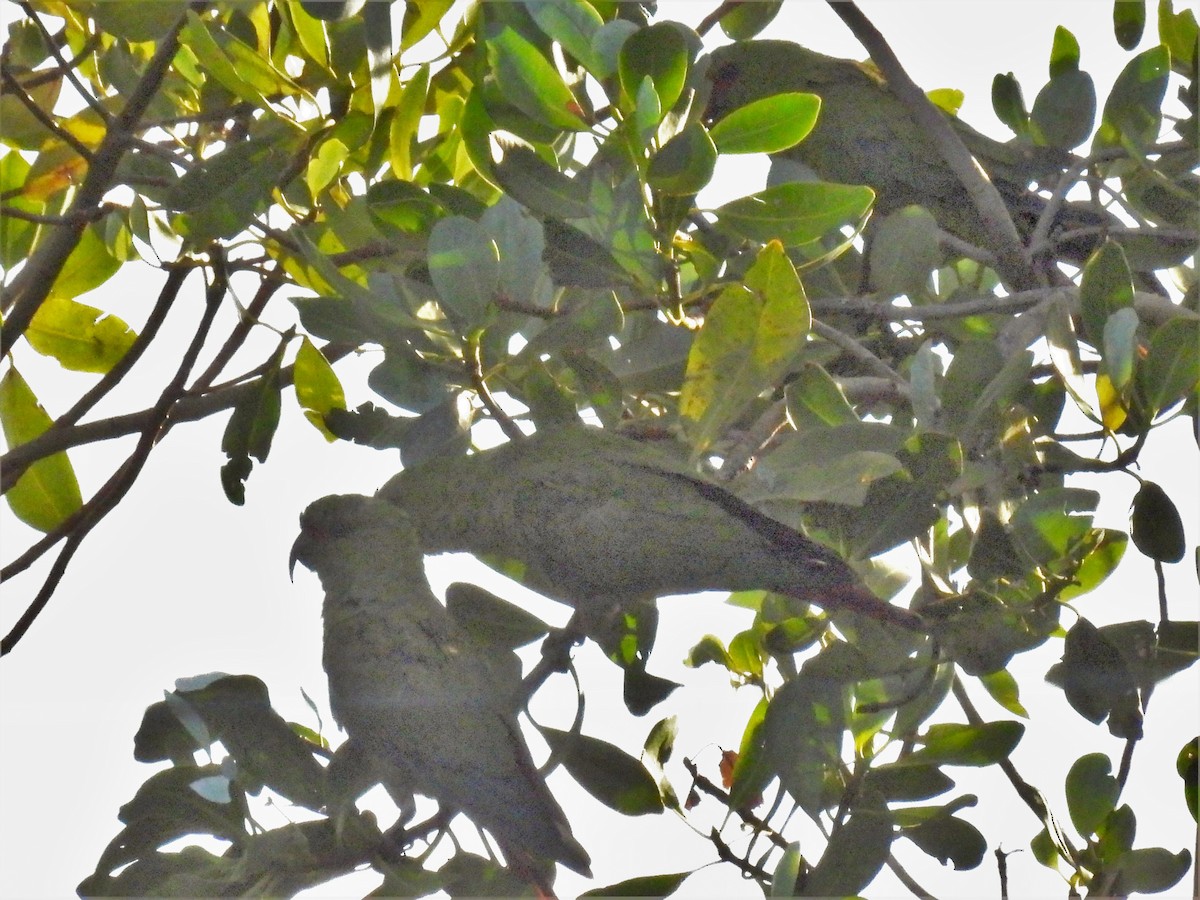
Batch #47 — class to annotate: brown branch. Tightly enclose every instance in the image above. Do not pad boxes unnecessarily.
[2,266,226,655]
[810,286,1198,327]
[18,2,111,123]
[827,1,1036,291]
[0,34,102,93]
[467,334,524,442]
[1,266,190,494]
[189,262,285,394]
[681,757,790,849]
[1,3,199,355]
[951,675,1082,867]
[0,203,112,225]
[0,342,356,486]
[811,320,907,388]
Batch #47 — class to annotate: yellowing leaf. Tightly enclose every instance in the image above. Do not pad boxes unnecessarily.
[26,296,136,373]
[680,241,809,452]
[1096,373,1127,431]
[294,338,346,440]
[0,367,82,532]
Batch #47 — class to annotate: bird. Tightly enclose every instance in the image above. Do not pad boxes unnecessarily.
[290,494,591,888]
[701,40,1112,263]
[376,424,925,633]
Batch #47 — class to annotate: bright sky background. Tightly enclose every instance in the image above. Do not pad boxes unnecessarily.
[1,2,1196,898]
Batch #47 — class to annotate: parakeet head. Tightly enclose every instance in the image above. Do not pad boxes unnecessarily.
[290,493,418,579]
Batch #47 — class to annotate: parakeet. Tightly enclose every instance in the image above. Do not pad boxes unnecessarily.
[702,41,1109,260]
[290,494,591,885]
[377,425,924,632]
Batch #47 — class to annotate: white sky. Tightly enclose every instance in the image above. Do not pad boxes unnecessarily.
[1,2,1197,898]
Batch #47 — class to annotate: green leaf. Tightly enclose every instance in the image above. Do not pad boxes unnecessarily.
[1030,69,1096,149]
[1131,481,1186,563]
[1102,306,1140,391]
[1178,737,1198,823]
[1113,0,1147,50]
[783,362,859,427]
[902,813,987,870]
[713,181,875,247]
[487,25,588,131]
[399,0,453,50]
[905,721,1025,767]
[1056,618,1138,725]
[0,367,83,532]
[647,122,717,195]
[717,1,782,40]
[180,10,302,106]
[1158,1,1198,72]
[1066,752,1119,837]
[804,800,894,894]
[1116,847,1192,894]
[729,696,771,811]
[979,668,1029,718]
[1080,241,1132,350]
[445,582,550,648]
[542,728,664,815]
[480,195,554,308]
[1097,45,1169,148]
[25,296,136,374]
[166,132,297,243]
[524,0,607,77]
[760,673,845,817]
[868,206,940,298]
[93,1,187,42]
[618,22,689,114]
[680,241,808,451]
[427,215,500,323]
[1139,317,1200,417]
[709,92,821,155]
[865,764,955,802]
[293,337,347,440]
[743,422,907,506]
[991,72,1030,136]
[220,350,282,506]
[45,222,121,302]
[493,143,593,219]
[580,871,690,898]
[770,842,802,896]
[1048,25,1082,76]
[387,63,429,181]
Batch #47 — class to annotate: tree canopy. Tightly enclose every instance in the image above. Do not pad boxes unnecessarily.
[1,0,1197,897]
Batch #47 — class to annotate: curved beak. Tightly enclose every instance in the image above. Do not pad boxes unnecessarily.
[288,533,308,582]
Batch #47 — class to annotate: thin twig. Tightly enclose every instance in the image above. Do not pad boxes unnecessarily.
[2,266,225,655]
[0,34,102,92]
[18,2,111,123]
[1,266,189,494]
[811,320,908,389]
[0,66,94,160]
[1,3,197,355]
[951,675,1081,867]
[467,334,523,442]
[0,341,356,500]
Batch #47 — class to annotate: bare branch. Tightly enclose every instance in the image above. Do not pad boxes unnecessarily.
[828,1,1036,291]
[1,265,190,494]
[2,264,226,655]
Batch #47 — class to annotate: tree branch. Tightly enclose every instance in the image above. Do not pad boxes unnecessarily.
[1,3,198,355]
[2,265,226,655]
[0,342,356,484]
[827,1,1036,291]
[1,265,191,494]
